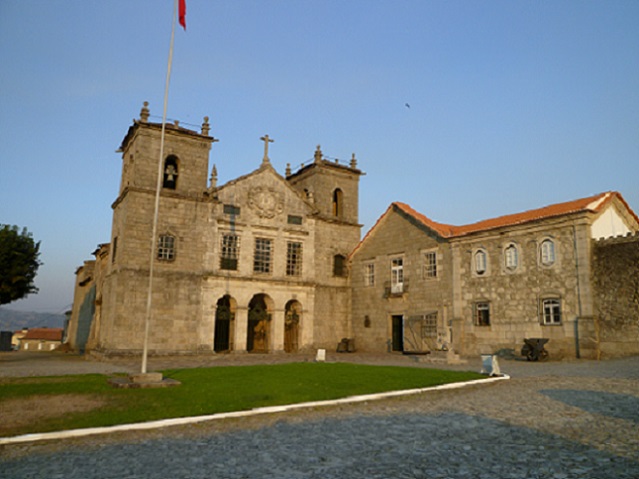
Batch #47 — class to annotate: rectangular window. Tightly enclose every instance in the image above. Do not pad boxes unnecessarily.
[157,235,176,261]
[223,204,241,216]
[423,251,437,279]
[391,257,404,293]
[286,242,303,276]
[220,234,240,270]
[287,215,303,225]
[423,312,438,338]
[333,255,347,277]
[253,238,272,274]
[364,263,375,286]
[475,302,490,326]
[542,298,562,325]
[111,237,118,264]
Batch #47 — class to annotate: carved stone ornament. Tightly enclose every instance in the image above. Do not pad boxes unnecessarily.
[248,186,284,218]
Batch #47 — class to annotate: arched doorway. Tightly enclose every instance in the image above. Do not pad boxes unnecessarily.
[214,295,235,352]
[247,294,272,353]
[284,300,301,353]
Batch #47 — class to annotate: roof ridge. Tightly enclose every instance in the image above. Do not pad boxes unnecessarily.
[392,192,632,238]
[351,191,637,259]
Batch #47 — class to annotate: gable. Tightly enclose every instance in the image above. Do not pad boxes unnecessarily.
[591,203,633,239]
[216,164,314,225]
[350,204,444,260]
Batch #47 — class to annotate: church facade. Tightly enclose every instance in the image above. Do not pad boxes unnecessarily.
[68,102,363,355]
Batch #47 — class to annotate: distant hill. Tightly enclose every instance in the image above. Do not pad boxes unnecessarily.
[0,308,66,332]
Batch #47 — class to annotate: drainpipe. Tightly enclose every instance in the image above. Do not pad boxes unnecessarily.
[572,225,583,359]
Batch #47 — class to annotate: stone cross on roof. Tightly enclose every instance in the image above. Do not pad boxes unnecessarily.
[260,135,274,164]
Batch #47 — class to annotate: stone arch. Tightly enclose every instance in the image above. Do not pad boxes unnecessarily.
[284,300,302,353]
[214,295,236,352]
[247,294,274,353]
[163,155,179,189]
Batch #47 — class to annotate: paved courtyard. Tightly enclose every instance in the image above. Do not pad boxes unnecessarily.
[1,352,638,478]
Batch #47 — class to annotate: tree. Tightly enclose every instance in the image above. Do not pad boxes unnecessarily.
[0,225,42,305]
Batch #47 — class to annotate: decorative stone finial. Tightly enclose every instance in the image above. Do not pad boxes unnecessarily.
[350,153,357,169]
[209,164,218,189]
[140,101,150,122]
[174,120,180,127]
[314,145,322,163]
[285,163,292,176]
[201,116,210,136]
[260,135,274,165]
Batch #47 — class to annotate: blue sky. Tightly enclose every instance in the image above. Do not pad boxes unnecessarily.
[1,0,638,313]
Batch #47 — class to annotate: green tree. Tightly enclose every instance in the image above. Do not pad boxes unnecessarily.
[0,225,42,305]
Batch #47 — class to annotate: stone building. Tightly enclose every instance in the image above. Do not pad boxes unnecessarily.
[69,103,639,360]
[350,193,639,359]
[69,103,363,355]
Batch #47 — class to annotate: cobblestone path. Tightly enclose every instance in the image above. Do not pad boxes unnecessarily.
[1,353,638,478]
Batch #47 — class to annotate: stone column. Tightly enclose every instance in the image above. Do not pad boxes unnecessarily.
[451,318,465,356]
[271,308,285,352]
[234,306,248,353]
[450,243,463,319]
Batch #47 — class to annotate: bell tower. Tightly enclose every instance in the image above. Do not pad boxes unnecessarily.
[97,103,217,352]
[116,101,215,198]
[285,145,364,347]
[286,145,363,226]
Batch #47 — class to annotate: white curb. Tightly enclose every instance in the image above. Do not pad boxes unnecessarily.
[0,374,509,446]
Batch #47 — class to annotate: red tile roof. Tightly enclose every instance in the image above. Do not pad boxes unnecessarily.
[22,328,63,341]
[351,191,637,258]
[394,192,638,238]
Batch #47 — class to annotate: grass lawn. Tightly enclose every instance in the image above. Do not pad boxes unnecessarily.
[0,363,484,437]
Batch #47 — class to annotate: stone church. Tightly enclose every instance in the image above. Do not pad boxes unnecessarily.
[67,102,363,355]
[68,103,639,359]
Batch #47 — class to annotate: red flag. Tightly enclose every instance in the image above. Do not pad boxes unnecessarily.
[178,0,186,30]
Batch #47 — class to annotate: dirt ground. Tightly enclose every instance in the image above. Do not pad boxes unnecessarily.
[0,393,107,436]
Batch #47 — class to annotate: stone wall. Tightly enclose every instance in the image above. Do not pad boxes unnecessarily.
[592,233,639,358]
[452,218,595,359]
[67,261,95,351]
[350,205,603,360]
[351,206,453,353]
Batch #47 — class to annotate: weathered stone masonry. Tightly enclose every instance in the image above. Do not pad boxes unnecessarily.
[592,232,639,358]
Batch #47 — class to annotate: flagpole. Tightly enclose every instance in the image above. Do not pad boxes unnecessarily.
[142,0,179,374]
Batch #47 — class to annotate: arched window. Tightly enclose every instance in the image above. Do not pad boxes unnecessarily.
[504,244,518,271]
[332,188,343,218]
[540,239,556,266]
[163,155,179,189]
[474,249,487,276]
